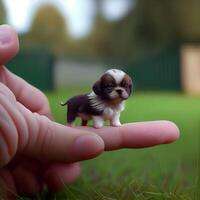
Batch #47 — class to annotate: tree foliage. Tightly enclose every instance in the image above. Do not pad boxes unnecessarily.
[83,0,200,59]
[84,15,115,57]
[25,3,68,55]
[22,0,200,58]
[0,0,6,24]
[108,0,181,59]
[68,0,116,57]
[173,0,200,42]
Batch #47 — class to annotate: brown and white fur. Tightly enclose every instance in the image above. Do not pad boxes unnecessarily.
[61,69,133,128]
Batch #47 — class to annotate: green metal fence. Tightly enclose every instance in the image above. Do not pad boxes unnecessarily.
[125,48,181,91]
[7,51,54,91]
[6,48,181,92]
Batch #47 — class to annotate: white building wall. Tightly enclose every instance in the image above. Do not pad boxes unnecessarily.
[54,59,106,89]
[181,45,200,95]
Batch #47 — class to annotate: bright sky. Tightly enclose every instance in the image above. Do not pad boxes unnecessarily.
[2,0,133,38]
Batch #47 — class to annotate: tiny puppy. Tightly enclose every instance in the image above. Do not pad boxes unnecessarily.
[61,69,133,128]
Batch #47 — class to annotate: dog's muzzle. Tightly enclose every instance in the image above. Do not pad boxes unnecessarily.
[109,88,129,100]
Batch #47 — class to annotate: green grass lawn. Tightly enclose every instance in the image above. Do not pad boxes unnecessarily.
[22,89,200,200]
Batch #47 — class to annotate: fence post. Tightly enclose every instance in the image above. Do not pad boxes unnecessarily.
[181,45,200,95]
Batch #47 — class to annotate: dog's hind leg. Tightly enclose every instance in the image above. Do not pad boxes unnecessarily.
[81,119,88,126]
[67,106,77,127]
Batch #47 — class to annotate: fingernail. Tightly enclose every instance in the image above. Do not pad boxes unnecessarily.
[73,135,104,159]
[0,27,12,45]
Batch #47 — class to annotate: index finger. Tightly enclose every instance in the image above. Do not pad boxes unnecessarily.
[1,66,52,119]
[0,25,51,118]
[77,121,180,150]
[0,25,19,66]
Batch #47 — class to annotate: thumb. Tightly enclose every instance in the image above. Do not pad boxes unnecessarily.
[0,90,104,167]
[0,25,19,66]
[22,105,105,163]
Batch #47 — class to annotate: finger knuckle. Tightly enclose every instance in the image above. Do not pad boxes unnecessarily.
[33,113,56,159]
[0,94,18,166]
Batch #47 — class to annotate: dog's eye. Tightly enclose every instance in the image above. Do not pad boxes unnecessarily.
[105,84,113,88]
[122,83,129,88]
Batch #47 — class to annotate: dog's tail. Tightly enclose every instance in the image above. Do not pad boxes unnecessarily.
[60,100,68,106]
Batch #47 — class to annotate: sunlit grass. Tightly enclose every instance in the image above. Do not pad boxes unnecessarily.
[20,90,200,200]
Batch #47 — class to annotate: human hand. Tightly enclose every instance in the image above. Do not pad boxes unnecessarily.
[0,25,179,199]
[0,25,105,198]
[78,121,179,151]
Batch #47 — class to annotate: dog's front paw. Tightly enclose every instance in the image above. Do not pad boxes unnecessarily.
[67,123,75,127]
[93,124,104,129]
[93,117,104,129]
[111,121,122,127]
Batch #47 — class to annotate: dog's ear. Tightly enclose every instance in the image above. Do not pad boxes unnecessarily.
[129,77,133,95]
[93,79,101,95]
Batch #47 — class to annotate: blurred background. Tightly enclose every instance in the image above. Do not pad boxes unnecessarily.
[1,0,200,93]
[1,0,200,199]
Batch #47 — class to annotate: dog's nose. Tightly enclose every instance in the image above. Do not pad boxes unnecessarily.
[116,89,122,94]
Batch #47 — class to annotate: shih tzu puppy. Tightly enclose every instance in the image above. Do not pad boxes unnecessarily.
[61,69,133,128]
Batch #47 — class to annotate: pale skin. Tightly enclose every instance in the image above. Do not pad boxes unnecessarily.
[0,25,180,199]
